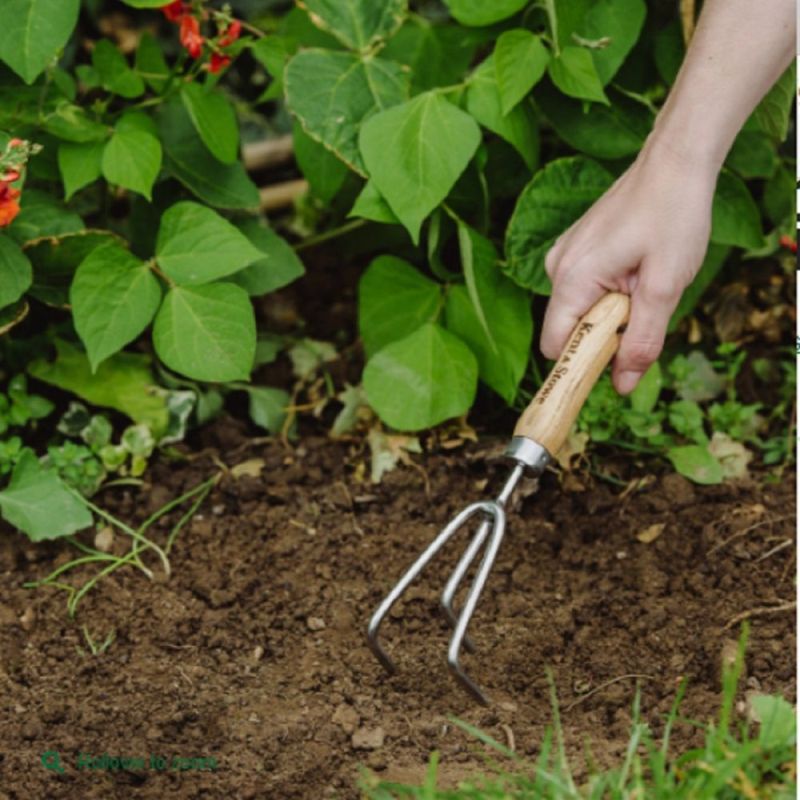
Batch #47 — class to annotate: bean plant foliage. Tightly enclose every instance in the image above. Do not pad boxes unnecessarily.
[0,0,794,542]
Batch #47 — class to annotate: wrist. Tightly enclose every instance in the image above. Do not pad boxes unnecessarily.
[638,122,725,180]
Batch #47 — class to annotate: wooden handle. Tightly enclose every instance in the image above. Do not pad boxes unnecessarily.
[514,293,631,455]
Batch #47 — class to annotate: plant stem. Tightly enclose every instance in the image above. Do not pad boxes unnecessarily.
[294,219,368,253]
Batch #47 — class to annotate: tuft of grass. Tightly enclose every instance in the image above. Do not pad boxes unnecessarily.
[360,625,796,799]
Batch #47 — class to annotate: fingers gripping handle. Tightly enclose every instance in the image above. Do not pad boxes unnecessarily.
[514,293,631,458]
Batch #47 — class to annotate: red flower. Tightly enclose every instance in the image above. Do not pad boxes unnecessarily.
[218,20,242,47]
[0,182,21,227]
[179,14,204,59]
[779,234,798,254]
[209,53,232,73]
[161,1,185,22]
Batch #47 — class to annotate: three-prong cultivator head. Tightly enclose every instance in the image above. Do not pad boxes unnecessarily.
[366,293,632,705]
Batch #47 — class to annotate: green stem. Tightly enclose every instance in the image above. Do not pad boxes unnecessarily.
[294,219,368,253]
[166,478,216,554]
[541,0,560,55]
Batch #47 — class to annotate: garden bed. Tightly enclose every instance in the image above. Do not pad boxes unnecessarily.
[0,418,794,799]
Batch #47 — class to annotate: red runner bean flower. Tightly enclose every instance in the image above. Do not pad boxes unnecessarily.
[218,19,242,47]
[209,53,232,73]
[0,182,21,228]
[161,0,185,22]
[180,14,204,59]
[779,234,798,254]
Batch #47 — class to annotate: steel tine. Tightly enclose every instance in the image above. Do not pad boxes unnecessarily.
[367,501,496,675]
[440,517,491,654]
[447,504,507,706]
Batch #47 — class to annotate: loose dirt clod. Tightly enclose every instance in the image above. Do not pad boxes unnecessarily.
[352,726,386,750]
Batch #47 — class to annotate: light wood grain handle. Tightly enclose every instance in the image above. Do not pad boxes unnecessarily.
[514,293,631,455]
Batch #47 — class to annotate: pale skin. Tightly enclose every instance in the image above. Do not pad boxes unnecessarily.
[541,0,796,395]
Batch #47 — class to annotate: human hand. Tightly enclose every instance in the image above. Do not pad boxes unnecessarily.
[540,139,717,395]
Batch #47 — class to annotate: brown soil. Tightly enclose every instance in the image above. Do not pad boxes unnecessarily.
[0,420,795,799]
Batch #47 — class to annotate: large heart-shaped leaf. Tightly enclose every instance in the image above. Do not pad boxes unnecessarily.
[180,83,239,165]
[298,0,406,50]
[495,29,550,114]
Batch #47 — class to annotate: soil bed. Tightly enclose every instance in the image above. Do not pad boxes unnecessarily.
[0,420,795,799]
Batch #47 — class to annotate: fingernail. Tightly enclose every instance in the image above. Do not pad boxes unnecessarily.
[616,370,641,395]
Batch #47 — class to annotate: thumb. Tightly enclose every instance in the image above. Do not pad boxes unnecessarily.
[612,276,679,394]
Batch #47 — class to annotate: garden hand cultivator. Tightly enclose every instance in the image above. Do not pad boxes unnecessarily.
[367,293,631,705]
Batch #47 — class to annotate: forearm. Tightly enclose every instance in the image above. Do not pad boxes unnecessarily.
[648,0,795,170]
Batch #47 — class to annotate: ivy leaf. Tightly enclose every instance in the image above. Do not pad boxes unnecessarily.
[155,201,263,286]
[358,255,442,357]
[547,46,609,105]
[58,140,104,199]
[153,283,255,382]
[102,115,162,200]
[180,82,239,165]
[285,49,408,175]
[245,386,290,434]
[298,0,406,50]
[293,121,348,203]
[466,55,539,170]
[442,0,527,27]
[359,92,481,244]
[158,98,260,210]
[504,156,614,294]
[92,39,145,98]
[495,29,550,114]
[537,83,651,159]
[0,451,92,541]
[667,445,723,485]
[445,230,532,404]
[576,0,646,85]
[0,0,80,84]
[29,339,170,435]
[70,241,162,371]
[363,322,478,431]
[711,171,764,250]
[229,220,305,296]
[0,235,33,309]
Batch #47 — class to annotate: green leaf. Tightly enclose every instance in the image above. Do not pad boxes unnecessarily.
[58,140,104,199]
[0,451,92,541]
[381,20,478,93]
[92,38,145,98]
[135,31,170,93]
[445,230,532,403]
[155,201,263,286]
[466,56,539,170]
[180,83,239,165]
[285,49,408,175]
[667,445,723,485]
[358,255,442,357]
[504,156,614,294]
[245,386,290,434]
[629,362,662,414]
[763,166,795,227]
[158,98,260,210]
[42,101,109,143]
[229,220,305,296]
[495,29,550,114]
[153,283,256,382]
[29,339,170,435]
[536,83,651,159]
[102,116,162,200]
[576,0,646,85]
[654,20,684,85]
[726,129,779,179]
[299,0,406,50]
[442,0,527,27]
[668,245,731,333]
[0,235,33,308]
[547,47,608,105]
[24,229,120,307]
[751,695,796,750]
[550,0,592,49]
[360,92,481,244]
[120,0,171,6]
[363,323,478,431]
[711,171,763,250]
[349,181,400,224]
[0,0,80,83]
[70,241,161,371]
[292,121,348,203]
[7,189,83,245]
[456,223,495,348]
[754,64,795,141]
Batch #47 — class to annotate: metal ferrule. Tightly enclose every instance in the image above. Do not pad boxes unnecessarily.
[505,436,551,475]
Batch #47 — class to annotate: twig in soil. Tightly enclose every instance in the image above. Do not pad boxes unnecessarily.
[336,481,364,536]
[722,601,796,631]
[500,723,516,753]
[707,514,793,556]
[754,539,794,563]
[564,674,655,713]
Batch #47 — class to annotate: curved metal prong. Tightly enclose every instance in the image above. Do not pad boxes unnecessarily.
[447,504,507,707]
[367,501,495,674]
[440,517,492,653]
